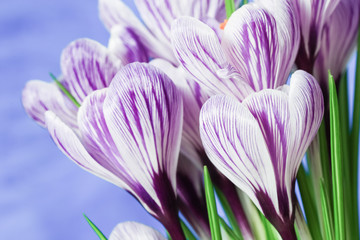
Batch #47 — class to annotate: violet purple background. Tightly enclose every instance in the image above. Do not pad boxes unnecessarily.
[0,0,165,239]
[0,0,359,239]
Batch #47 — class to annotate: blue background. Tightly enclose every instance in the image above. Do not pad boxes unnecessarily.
[0,0,164,239]
[1,0,359,239]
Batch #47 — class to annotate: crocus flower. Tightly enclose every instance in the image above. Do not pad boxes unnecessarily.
[171,0,299,100]
[293,0,359,87]
[151,59,252,239]
[45,63,185,239]
[109,222,166,240]
[22,38,122,128]
[199,70,324,239]
[99,0,233,65]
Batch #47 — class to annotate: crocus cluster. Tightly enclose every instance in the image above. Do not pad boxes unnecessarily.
[22,0,359,239]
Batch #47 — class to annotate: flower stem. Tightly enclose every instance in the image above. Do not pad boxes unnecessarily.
[329,71,345,240]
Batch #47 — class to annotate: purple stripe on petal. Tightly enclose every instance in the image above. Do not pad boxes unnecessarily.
[222,2,299,91]
[61,38,121,102]
[108,25,149,64]
[103,62,183,214]
[171,16,254,100]
[99,0,177,64]
[22,80,77,128]
[44,111,125,188]
[199,73,323,237]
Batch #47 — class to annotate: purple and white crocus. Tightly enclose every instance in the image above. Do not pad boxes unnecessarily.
[200,71,324,239]
[171,0,300,99]
[99,0,234,65]
[22,38,121,128]
[44,63,185,239]
[293,0,359,88]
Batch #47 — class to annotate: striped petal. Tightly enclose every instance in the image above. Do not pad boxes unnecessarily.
[108,25,149,65]
[134,0,226,44]
[22,80,77,128]
[45,111,125,189]
[99,0,176,64]
[103,62,183,217]
[109,222,166,240]
[150,58,209,168]
[222,2,299,90]
[293,0,341,62]
[60,38,121,103]
[171,16,254,100]
[199,70,323,238]
[314,0,359,84]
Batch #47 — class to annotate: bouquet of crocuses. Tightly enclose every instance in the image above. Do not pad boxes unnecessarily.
[22,0,360,239]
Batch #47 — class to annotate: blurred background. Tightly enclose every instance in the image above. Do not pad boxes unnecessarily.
[0,0,164,239]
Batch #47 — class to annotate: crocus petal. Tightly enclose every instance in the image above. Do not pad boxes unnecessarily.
[134,0,226,43]
[103,62,183,214]
[60,38,121,103]
[99,0,177,63]
[109,222,166,240]
[108,25,149,64]
[288,70,324,180]
[22,80,77,128]
[171,16,254,100]
[199,71,323,234]
[314,0,359,84]
[292,0,341,58]
[44,111,125,188]
[222,2,299,90]
[150,58,208,169]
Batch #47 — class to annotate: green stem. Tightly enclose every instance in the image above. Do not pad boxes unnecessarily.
[329,71,345,240]
[297,165,322,240]
[225,0,235,18]
[215,187,243,239]
[320,180,334,240]
[204,166,222,240]
[349,29,360,240]
[180,219,197,240]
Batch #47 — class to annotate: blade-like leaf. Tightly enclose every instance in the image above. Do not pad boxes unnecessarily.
[297,165,322,240]
[84,214,108,240]
[180,219,197,240]
[204,166,221,240]
[215,187,243,239]
[320,180,334,240]
[329,71,345,240]
[219,217,241,240]
[225,0,235,18]
[350,27,360,240]
[50,73,81,108]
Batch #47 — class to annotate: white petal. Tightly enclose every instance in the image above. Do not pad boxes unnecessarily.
[109,222,166,240]
[171,17,254,100]
[22,80,77,128]
[103,62,183,208]
[44,111,125,188]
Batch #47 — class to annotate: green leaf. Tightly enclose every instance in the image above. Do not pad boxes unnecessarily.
[329,71,345,240]
[296,165,322,240]
[215,187,243,239]
[50,73,81,108]
[225,0,235,18]
[219,217,241,240]
[349,27,360,240]
[84,214,108,240]
[320,180,334,240]
[180,219,197,240]
[242,0,248,5]
[204,166,222,240]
